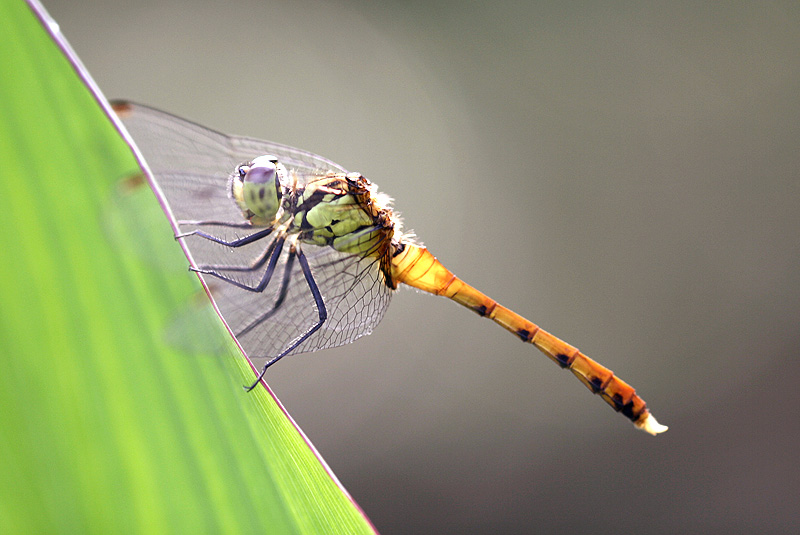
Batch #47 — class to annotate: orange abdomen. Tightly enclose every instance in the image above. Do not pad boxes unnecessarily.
[390,243,667,435]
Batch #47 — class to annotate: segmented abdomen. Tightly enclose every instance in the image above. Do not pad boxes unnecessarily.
[390,243,666,435]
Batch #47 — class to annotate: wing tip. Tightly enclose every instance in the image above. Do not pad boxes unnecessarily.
[110,100,134,116]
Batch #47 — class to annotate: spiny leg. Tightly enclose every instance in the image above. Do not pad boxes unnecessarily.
[192,233,277,274]
[179,222,282,281]
[195,236,286,293]
[176,226,274,247]
[236,249,297,339]
[245,245,328,391]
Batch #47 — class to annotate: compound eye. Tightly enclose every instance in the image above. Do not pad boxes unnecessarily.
[244,161,277,185]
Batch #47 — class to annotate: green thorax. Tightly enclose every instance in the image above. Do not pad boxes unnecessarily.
[291,173,395,258]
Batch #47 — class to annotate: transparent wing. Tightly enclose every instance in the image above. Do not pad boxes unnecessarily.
[114,101,392,362]
[114,101,347,224]
[207,241,392,369]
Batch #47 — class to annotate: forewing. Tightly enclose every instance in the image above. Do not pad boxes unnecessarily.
[114,101,348,225]
[114,102,392,362]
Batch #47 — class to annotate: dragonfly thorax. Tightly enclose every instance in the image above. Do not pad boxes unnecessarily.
[294,173,391,247]
[231,155,287,225]
[290,171,399,285]
[233,154,400,287]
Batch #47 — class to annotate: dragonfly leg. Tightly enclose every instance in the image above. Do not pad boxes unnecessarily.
[194,236,286,292]
[176,227,273,247]
[235,249,297,338]
[245,245,328,391]
[192,233,277,273]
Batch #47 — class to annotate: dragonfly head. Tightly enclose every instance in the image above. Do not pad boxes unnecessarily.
[232,155,286,223]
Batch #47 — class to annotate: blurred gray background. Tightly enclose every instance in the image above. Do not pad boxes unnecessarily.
[45,1,799,533]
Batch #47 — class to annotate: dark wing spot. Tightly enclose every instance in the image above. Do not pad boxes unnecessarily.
[111,100,133,115]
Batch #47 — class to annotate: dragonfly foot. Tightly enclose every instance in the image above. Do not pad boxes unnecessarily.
[244,371,266,392]
[243,381,259,392]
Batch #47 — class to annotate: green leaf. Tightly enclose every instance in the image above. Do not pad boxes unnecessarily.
[0,1,375,533]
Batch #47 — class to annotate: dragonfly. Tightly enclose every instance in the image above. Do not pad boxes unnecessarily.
[113,101,667,436]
